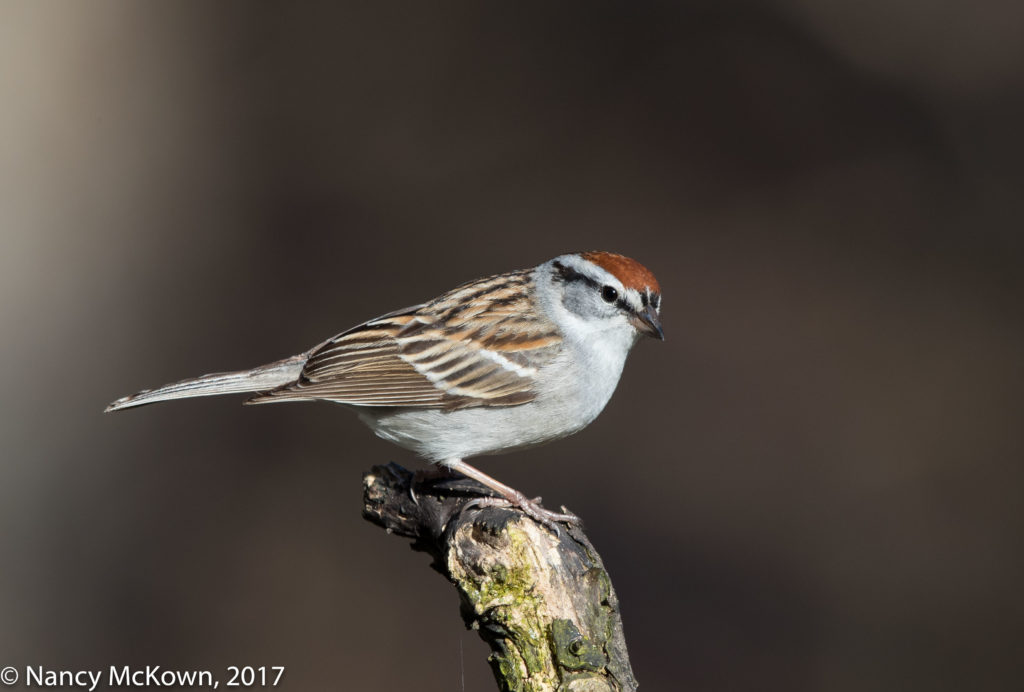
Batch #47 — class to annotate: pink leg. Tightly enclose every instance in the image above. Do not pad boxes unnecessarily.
[443,459,580,529]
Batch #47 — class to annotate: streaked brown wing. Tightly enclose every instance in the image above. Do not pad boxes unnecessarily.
[249,269,562,409]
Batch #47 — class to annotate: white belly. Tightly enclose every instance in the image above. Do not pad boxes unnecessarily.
[354,335,632,462]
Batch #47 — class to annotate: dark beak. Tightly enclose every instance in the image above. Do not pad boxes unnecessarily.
[632,305,664,340]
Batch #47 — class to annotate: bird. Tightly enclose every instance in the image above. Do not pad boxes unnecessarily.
[105,251,663,527]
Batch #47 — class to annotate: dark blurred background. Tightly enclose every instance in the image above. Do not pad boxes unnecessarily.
[2,1,1022,690]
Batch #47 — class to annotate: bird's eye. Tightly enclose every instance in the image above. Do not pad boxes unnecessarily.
[601,286,618,303]
[640,293,649,307]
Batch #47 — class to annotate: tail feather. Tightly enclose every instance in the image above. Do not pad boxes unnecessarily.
[104,353,308,412]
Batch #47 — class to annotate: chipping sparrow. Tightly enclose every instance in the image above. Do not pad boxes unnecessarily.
[106,251,663,527]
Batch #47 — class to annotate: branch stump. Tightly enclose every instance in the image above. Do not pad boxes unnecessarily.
[362,462,637,692]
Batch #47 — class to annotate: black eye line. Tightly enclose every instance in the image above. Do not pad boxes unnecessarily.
[553,260,603,291]
[608,291,644,318]
[553,261,645,315]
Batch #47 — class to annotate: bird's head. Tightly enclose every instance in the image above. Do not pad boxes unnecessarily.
[543,251,663,342]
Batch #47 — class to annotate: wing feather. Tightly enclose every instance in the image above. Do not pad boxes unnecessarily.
[248,270,561,409]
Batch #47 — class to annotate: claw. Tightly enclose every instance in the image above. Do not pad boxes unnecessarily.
[464,495,580,532]
[443,458,581,533]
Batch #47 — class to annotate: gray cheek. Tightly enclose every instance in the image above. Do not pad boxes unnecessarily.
[561,291,587,316]
[561,284,612,320]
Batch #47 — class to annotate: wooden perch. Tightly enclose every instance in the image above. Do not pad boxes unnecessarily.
[362,462,638,692]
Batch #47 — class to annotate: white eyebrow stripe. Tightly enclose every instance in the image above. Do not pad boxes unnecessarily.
[624,288,645,311]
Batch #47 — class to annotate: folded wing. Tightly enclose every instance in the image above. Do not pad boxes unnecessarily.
[248,270,561,409]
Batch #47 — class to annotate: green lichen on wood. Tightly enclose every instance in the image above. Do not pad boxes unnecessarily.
[551,618,607,671]
[445,517,631,692]
[362,463,636,692]
[449,520,560,690]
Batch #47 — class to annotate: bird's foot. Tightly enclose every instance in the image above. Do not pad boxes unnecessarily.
[465,494,580,532]
[442,458,581,533]
[408,465,458,505]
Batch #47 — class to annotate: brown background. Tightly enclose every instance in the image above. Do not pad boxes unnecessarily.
[2,2,1022,690]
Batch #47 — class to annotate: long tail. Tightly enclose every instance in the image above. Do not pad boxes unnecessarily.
[104,353,308,412]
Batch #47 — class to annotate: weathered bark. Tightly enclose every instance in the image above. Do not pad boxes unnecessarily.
[362,462,637,692]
